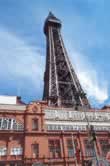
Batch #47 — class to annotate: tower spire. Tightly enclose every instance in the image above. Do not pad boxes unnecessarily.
[43,13,90,108]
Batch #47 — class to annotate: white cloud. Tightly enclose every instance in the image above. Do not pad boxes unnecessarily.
[0,27,45,98]
[78,71,108,103]
[0,27,45,77]
[67,46,108,105]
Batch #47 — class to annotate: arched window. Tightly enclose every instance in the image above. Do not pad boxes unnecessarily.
[0,117,24,131]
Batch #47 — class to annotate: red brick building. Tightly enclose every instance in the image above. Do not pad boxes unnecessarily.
[0,13,110,166]
[0,96,110,166]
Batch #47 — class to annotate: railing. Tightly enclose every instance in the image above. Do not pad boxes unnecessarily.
[0,155,22,161]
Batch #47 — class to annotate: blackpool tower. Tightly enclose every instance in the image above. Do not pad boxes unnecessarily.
[43,12,90,108]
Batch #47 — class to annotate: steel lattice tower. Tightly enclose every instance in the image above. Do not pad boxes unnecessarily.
[43,12,90,108]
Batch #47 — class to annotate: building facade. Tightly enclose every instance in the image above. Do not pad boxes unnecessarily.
[0,97,110,166]
[0,13,110,166]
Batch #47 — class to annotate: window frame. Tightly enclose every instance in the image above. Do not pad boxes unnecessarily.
[0,117,24,131]
[66,139,74,158]
[99,139,110,157]
[32,118,38,131]
[0,147,7,156]
[84,139,95,157]
[48,139,61,158]
[31,144,39,158]
[10,147,23,156]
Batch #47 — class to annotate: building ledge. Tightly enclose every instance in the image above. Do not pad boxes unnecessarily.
[0,104,26,111]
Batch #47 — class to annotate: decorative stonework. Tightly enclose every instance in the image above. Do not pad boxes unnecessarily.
[45,109,110,131]
[45,109,110,122]
[27,102,41,113]
[46,124,110,131]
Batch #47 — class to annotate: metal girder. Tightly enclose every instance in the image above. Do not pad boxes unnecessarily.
[43,13,90,108]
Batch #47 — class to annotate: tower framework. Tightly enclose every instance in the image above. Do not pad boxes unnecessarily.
[43,12,90,107]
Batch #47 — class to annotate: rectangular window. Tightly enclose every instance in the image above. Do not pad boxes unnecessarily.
[99,139,110,157]
[84,140,95,157]
[32,144,39,158]
[10,164,15,166]
[32,119,38,130]
[0,164,5,166]
[0,147,7,156]
[67,139,74,157]
[10,164,22,166]
[48,140,61,158]
[10,147,22,155]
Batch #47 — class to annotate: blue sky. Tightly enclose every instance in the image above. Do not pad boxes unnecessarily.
[0,0,110,108]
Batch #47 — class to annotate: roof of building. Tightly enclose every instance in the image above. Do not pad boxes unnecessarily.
[0,95,25,105]
[0,95,26,111]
